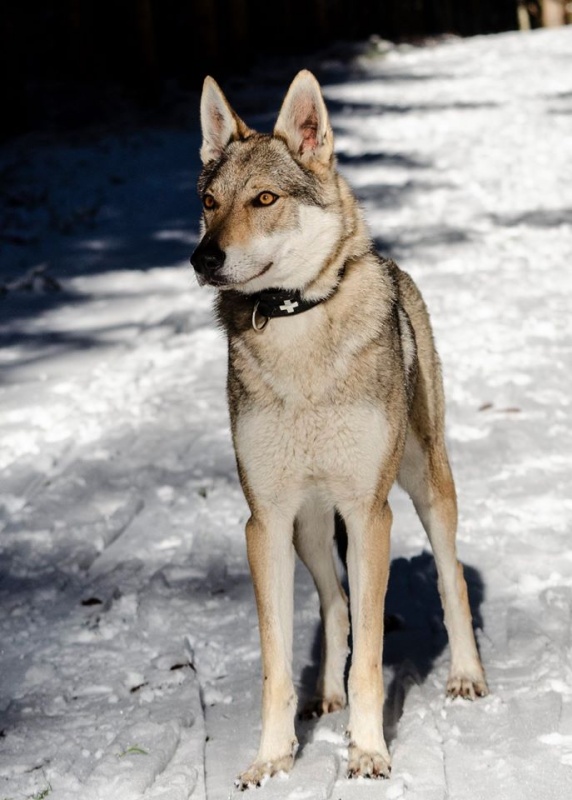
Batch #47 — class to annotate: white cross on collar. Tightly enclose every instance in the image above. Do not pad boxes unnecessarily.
[279,299,299,314]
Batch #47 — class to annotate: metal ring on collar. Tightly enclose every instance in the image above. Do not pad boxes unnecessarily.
[252,301,269,333]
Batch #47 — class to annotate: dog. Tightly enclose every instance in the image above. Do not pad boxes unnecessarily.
[190,69,488,788]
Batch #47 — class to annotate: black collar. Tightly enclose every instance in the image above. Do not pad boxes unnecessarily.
[251,288,326,332]
[249,265,348,332]
[254,288,324,319]
[251,264,346,333]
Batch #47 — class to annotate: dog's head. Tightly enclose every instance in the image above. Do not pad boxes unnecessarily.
[190,71,343,293]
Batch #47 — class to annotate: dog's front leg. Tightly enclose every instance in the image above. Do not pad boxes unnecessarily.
[236,512,298,790]
[342,498,392,779]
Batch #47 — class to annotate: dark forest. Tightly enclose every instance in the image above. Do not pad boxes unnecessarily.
[0,1,568,139]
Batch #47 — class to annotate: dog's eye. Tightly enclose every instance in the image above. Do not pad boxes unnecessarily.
[254,192,278,207]
[203,194,216,210]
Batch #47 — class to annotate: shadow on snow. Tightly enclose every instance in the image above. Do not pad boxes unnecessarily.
[297,549,485,750]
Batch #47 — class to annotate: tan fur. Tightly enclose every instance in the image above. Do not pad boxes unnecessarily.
[191,70,488,789]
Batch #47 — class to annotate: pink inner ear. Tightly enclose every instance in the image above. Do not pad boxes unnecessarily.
[298,107,319,154]
[211,107,227,137]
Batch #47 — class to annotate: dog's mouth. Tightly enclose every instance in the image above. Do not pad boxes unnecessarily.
[196,273,228,288]
[239,261,274,286]
[199,262,274,290]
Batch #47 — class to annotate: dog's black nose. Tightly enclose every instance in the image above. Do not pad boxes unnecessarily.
[190,240,225,279]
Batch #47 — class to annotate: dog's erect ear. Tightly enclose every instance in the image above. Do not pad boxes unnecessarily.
[274,70,334,167]
[199,76,253,164]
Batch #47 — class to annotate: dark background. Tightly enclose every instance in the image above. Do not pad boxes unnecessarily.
[1,1,556,141]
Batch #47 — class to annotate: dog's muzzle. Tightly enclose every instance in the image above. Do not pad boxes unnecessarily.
[190,240,226,286]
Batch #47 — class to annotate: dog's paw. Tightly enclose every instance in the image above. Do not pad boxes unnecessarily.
[235,750,295,791]
[299,693,346,720]
[347,744,391,779]
[447,673,489,700]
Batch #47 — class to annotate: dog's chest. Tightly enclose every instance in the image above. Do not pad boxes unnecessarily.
[235,399,389,503]
[233,310,382,404]
[231,320,392,502]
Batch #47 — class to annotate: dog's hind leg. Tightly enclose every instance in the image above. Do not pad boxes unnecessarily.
[398,429,489,699]
[294,497,349,717]
[236,510,298,789]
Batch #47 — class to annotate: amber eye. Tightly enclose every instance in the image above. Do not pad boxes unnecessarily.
[203,194,216,210]
[254,191,278,207]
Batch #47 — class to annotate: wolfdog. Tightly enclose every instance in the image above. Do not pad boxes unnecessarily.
[190,69,488,788]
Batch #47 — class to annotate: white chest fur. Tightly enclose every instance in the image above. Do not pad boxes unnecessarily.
[235,400,390,512]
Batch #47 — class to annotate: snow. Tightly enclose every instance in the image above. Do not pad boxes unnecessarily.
[1,24,572,800]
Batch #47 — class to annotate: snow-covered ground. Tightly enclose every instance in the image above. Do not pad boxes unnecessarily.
[1,25,572,800]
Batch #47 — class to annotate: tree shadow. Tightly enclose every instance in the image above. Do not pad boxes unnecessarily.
[326,97,498,118]
[489,208,572,228]
[0,129,203,343]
